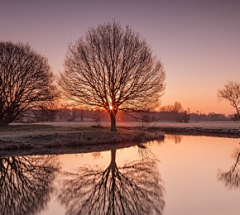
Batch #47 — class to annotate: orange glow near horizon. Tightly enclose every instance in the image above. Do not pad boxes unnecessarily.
[55,98,234,115]
[161,93,235,115]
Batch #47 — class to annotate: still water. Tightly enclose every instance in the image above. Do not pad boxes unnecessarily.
[1,135,239,215]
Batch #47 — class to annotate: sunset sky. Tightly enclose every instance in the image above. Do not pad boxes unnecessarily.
[1,0,239,115]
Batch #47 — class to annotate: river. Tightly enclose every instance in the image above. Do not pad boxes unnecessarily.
[1,135,239,215]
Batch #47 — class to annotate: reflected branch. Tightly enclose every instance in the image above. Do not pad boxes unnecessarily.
[58,149,165,215]
[0,155,60,215]
[165,134,183,144]
[137,143,155,159]
[218,148,240,190]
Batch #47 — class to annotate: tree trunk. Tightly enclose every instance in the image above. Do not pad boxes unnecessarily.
[110,149,116,214]
[0,116,9,126]
[237,109,240,121]
[110,111,117,131]
[110,149,116,167]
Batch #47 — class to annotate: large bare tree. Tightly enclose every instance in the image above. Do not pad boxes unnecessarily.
[59,22,165,131]
[217,81,240,120]
[0,41,56,126]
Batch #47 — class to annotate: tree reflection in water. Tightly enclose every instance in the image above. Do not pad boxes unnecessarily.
[165,134,183,144]
[58,147,165,215]
[218,148,240,189]
[0,155,60,215]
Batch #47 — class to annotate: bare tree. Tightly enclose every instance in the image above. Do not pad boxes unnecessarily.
[217,81,240,120]
[170,101,183,113]
[0,155,60,215]
[0,41,57,126]
[58,22,165,131]
[58,149,165,215]
[159,101,190,122]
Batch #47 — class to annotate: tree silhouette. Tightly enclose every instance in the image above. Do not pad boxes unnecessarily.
[217,148,240,190]
[165,134,183,144]
[217,81,240,120]
[58,21,165,131]
[0,155,60,215]
[58,149,165,215]
[0,41,57,126]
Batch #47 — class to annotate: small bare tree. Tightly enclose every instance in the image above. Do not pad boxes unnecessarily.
[170,101,183,113]
[0,41,56,126]
[217,81,240,120]
[59,22,165,131]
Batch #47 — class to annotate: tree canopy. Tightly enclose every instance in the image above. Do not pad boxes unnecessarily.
[217,81,240,120]
[59,22,165,130]
[0,41,56,126]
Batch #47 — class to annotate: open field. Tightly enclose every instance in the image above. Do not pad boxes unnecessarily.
[36,120,240,138]
[0,120,239,154]
[32,120,240,129]
[33,120,240,138]
[0,123,164,152]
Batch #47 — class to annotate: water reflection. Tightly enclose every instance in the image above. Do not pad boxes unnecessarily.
[137,143,155,158]
[165,134,183,144]
[58,146,165,215]
[0,155,60,215]
[218,147,240,190]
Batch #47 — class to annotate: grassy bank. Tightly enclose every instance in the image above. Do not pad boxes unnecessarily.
[1,121,239,152]
[0,124,164,150]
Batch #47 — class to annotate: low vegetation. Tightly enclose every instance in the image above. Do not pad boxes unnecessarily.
[0,124,164,150]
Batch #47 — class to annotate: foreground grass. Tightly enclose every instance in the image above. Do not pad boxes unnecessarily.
[1,121,238,153]
[0,124,164,151]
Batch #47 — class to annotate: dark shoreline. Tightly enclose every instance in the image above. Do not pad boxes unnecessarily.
[146,126,240,138]
[0,141,141,158]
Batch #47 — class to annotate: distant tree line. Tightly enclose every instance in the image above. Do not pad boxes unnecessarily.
[21,104,231,124]
[189,112,231,122]
[158,101,190,122]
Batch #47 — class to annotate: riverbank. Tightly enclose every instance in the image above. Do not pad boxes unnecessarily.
[0,121,239,152]
[116,121,240,138]
[147,126,240,138]
[0,124,164,151]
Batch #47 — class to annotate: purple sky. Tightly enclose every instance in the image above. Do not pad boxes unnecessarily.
[1,0,240,114]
